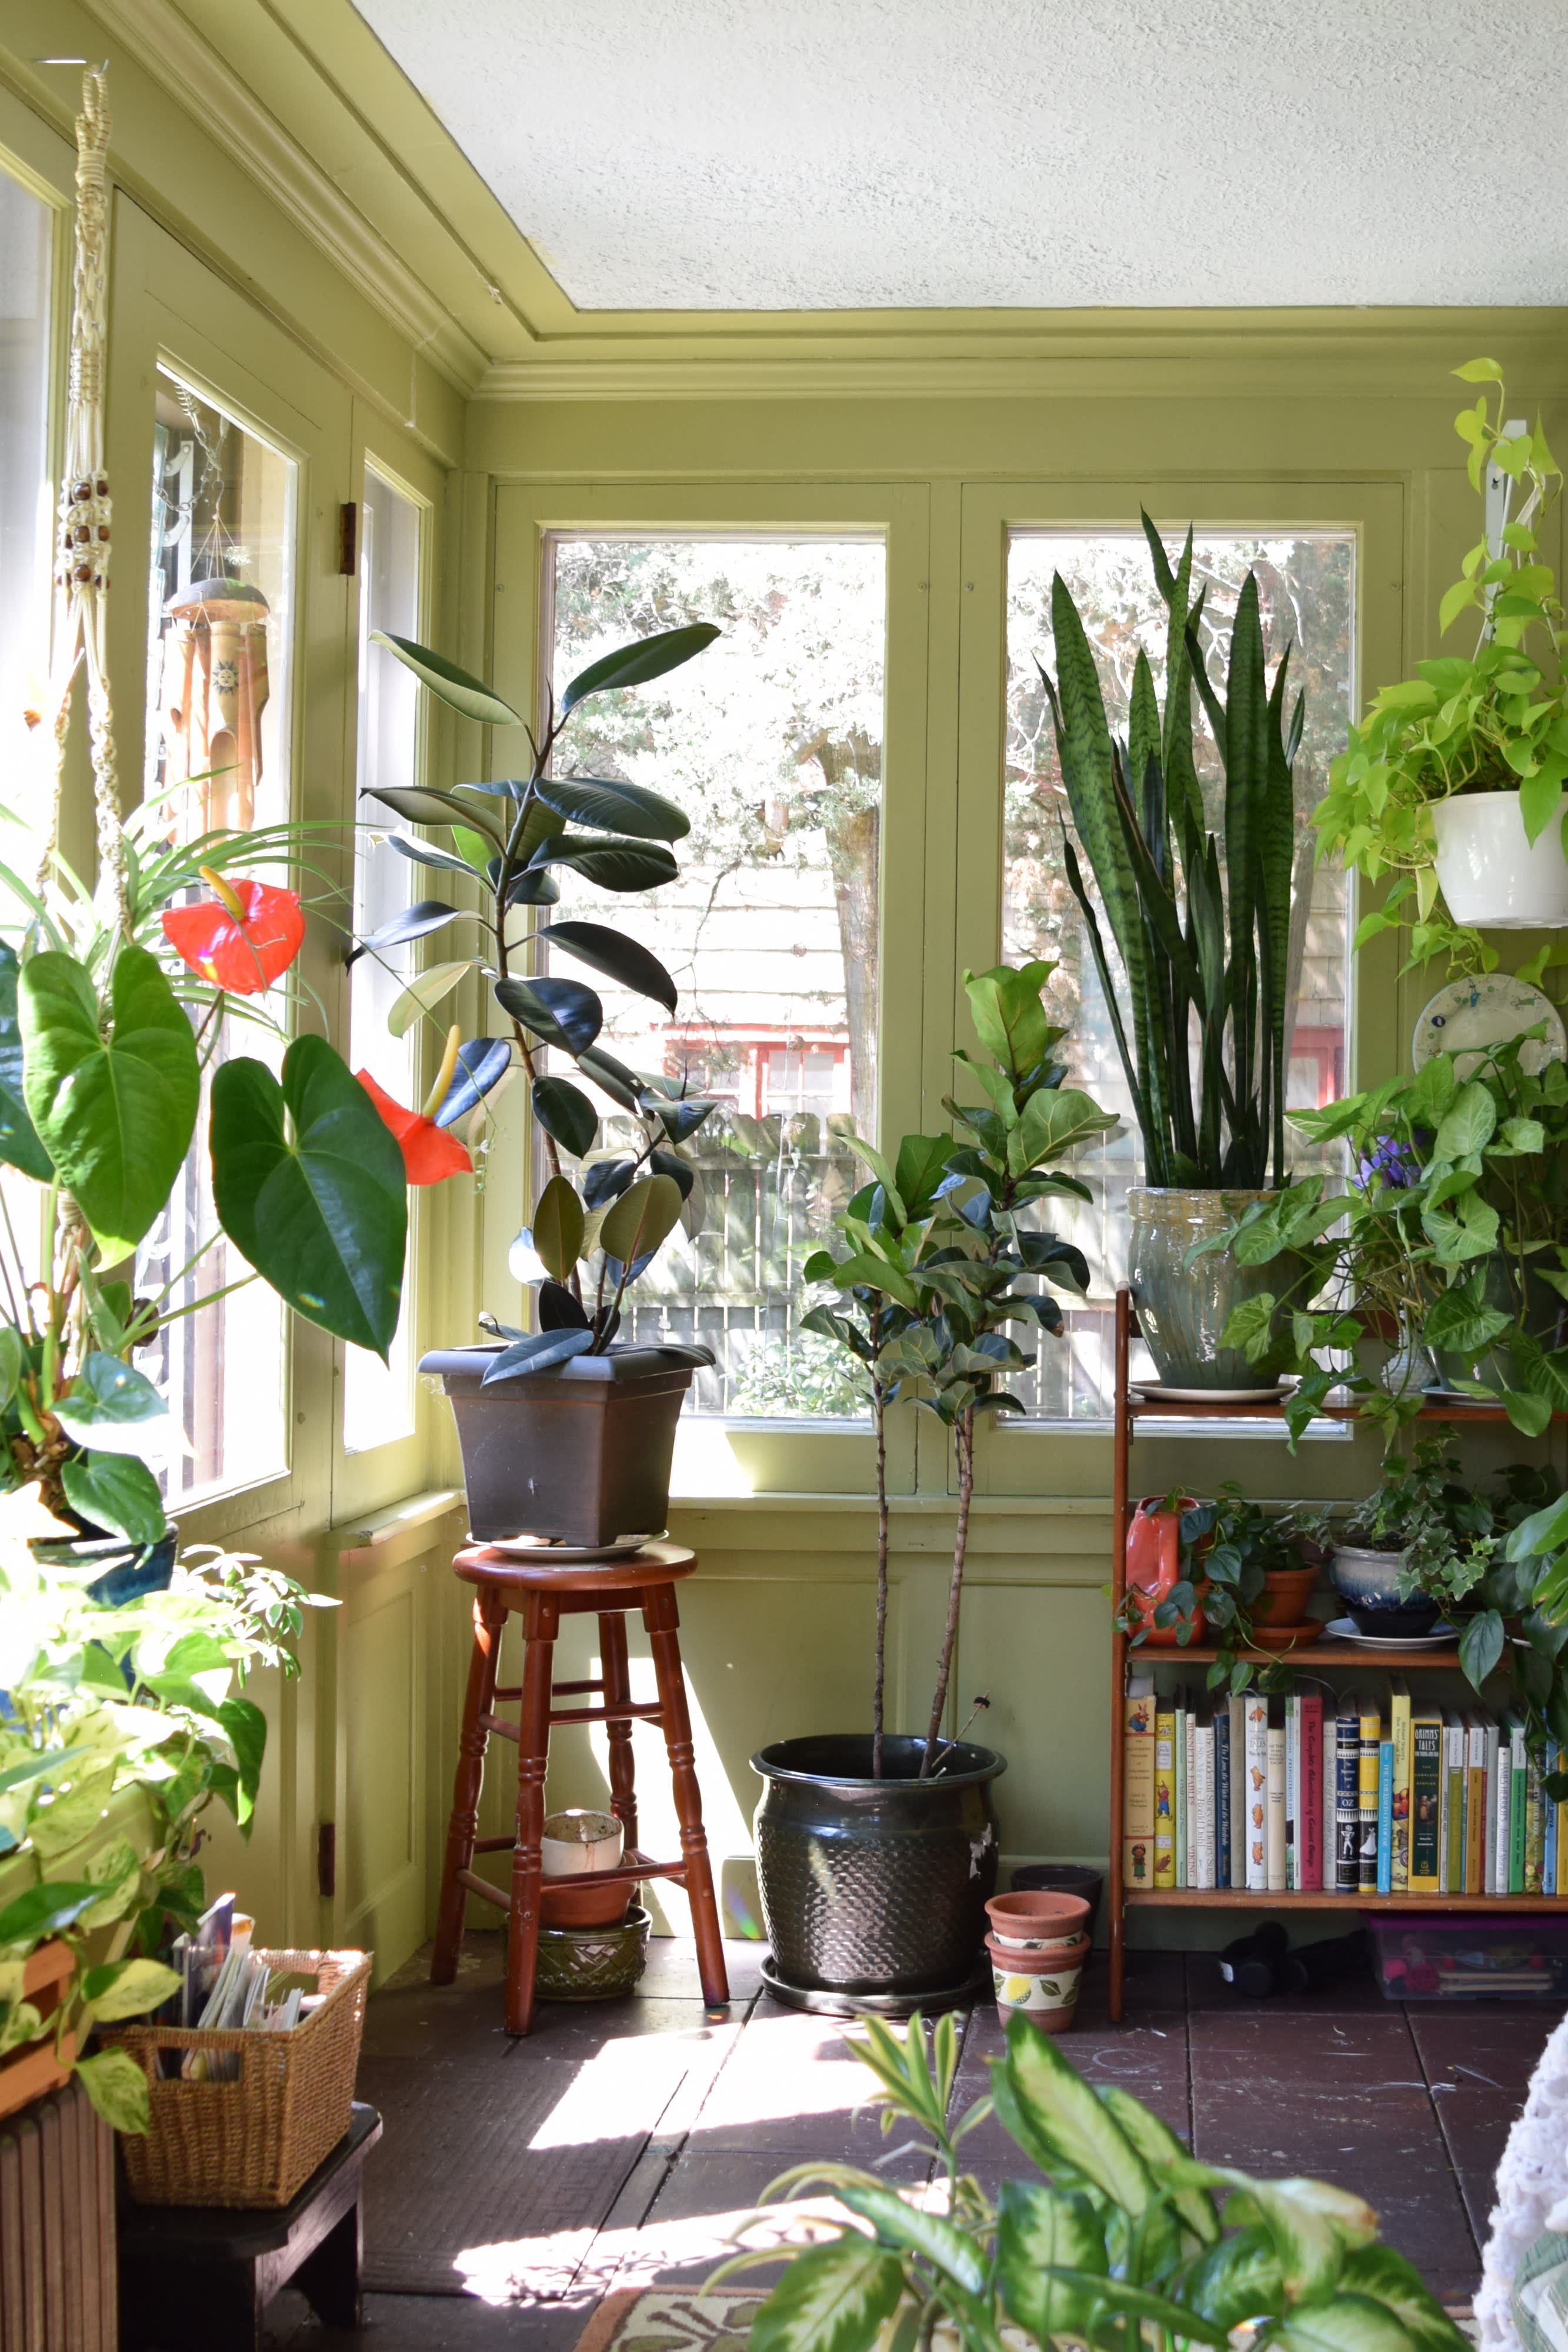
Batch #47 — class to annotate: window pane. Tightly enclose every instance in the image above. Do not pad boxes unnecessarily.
[542,535,884,1419]
[344,466,423,1453]
[0,171,53,857]
[1003,529,1355,1420]
[138,371,295,1503]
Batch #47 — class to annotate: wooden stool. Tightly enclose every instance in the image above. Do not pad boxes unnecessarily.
[432,1539,730,2035]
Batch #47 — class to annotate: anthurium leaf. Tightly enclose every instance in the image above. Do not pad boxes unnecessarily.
[539,922,679,1014]
[560,621,720,716]
[0,942,52,1181]
[748,2234,903,2352]
[211,1034,408,1359]
[599,1172,682,1267]
[493,975,603,1055]
[481,1327,596,1382]
[21,945,200,1263]
[53,1353,172,1457]
[526,837,679,894]
[347,900,464,966]
[532,1075,599,1157]
[74,2047,151,2136]
[433,1040,511,1128]
[536,777,690,844]
[369,632,522,727]
[532,1175,586,1280]
[61,1452,166,1546]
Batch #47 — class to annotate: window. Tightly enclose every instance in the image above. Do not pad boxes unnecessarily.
[0,167,54,844]
[541,534,885,1420]
[1002,529,1356,1420]
[344,464,425,1453]
[138,370,295,1503]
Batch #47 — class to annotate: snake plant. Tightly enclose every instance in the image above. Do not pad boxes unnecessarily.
[1040,513,1303,1190]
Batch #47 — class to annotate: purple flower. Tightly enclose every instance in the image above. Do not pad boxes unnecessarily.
[1355,1131,1431,1191]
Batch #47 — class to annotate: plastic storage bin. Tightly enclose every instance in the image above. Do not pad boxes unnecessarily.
[1368,1913,1568,2001]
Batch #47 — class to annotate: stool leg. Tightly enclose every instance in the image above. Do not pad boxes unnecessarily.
[506,1592,558,2036]
[432,1587,505,1984]
[644,1585,729,2007]
[599,1610,639,1853]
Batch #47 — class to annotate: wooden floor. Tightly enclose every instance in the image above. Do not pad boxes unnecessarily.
[261,1933,1554,2349]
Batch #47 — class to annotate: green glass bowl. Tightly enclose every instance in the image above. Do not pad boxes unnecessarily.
[533,1902,652,2001]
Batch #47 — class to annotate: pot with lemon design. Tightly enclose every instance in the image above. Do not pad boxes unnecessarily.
[985,1927,1089,2032]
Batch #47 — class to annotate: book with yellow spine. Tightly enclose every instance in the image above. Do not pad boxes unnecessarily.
[1390,1680,1412,1894]
[1122,1674,1156,1890]
[1153,1700,1176,1888]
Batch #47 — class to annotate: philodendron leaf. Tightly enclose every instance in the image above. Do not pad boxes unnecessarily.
[532,1175,585,1281]
[0,1878,99,1948]
[369,631,523,727]
[81,1957,182,2023]
[599,1173,682,1268]
[0,941,53,1181]
[560,622,720,717]
[53,1352,172,1457]
[61,1452,166,1547]
[211,1034,408,1359]
[539,922,679,1014]
[74,2046,151,2136]
[749,2235,905,2352]
[21,945,200,1262]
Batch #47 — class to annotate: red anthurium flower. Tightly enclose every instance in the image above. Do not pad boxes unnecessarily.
[161,868,305,995]
[357,1028,473,1187]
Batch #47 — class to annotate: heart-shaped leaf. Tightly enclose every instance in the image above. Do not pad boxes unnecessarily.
[61,1451,166,1545]
[526,837,679,893]
[53,1353,173,1458]
[21,945,200,1262]
[539,922,678,1014]
[0,943,52,1181]
[532,1175,585,1281]
[532,1075,599,1157]
[370,631,523,727]
[211,1034,408,1358]
[493,975,602,1055]
[536,777,690,843]
[599,1172,682,1267]
[433,1039,512,1128]
[560,621,719,716]
[481,1327,597,1382]
[347,901,465,965]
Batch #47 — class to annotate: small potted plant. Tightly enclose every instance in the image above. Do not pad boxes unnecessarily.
[1316,1438,1492,1638]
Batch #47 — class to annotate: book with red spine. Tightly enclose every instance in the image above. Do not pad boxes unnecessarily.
[1298,1690,1323,1892]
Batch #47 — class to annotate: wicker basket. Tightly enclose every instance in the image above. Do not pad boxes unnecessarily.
[107,1948,371,2208]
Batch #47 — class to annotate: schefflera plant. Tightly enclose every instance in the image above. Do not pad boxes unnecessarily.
[368,622,723,1376]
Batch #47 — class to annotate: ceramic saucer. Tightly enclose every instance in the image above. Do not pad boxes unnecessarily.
[1322,1615,1457,1651]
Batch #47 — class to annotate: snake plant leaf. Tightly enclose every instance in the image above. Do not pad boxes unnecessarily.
[1143,517,1207,839]
[535,777,690,842]
[492,975,603,1056]
[559,621,720,716]
[369,632,523,728]
[748,2235,903,2352]
[211,1034,408,1359]
[1060,831,1153,1164]
[21,945,200,1262]
[539,921,679,1014]
[0,943,52,1181]
[525,835,679,893]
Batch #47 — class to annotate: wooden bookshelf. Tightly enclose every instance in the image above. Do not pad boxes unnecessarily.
[1106,1282,1568,2020]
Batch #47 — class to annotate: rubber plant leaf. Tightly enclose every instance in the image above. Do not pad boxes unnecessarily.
[532,1075,599,1157]
[525,837,680,894]
[433,1039,512,1129]
[369,631,523,727]
[535,777,690,843]
[0,942,54,1181]
[539,922,679,1014]
[559,621,720,716]
[532,1175,585,1281]
[599,1172,683,1266]
[481,1327,596,1382]
[212,1034,409,1358]
[21,944,200,1262]
[493,975,603,1056]
[387,960,475,1037]
[346,901,464,966]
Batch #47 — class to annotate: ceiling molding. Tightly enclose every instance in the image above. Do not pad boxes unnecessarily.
[84,0,488,394]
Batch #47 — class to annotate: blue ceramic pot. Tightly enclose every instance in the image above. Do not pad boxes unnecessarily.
[1330,1544,1439,1637]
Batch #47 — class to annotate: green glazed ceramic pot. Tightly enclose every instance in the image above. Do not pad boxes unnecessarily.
[533,1901,651,2001]
[1127,1188,1294,1390]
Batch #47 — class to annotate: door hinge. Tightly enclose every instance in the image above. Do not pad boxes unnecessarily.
[338,501,358,577]
[317,1821,336,1899]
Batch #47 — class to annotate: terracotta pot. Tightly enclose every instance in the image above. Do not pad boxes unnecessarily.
[1126,1495,1206,1645]
[985,1889,1089,1948]
[986,1931,1089,2032]
[541,1880,632,1929]
[1251,1563,1320,1630]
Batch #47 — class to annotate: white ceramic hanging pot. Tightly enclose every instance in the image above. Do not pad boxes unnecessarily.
[1430,791,1568,928]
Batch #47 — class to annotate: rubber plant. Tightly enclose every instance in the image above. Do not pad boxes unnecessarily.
[720,2010,1467,2352]
[0,789,406,1541]
[1042,512,1302,1188]
[804,961,1115,1773]
[366,623,725,1379]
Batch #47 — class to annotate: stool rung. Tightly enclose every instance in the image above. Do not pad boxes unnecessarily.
[551,1678,604,1697]
[478,1712,519,1743]
[493,1685,521,1700]
[549,1700,663,1728]
[456,1869,509,1911]
[472,1835,514,1853]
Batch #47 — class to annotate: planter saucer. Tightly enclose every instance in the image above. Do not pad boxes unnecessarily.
[475,1532,661,1563]
[1322,1615,1457,1651]
[760,1953,993,2020]
[1131,1382,1290,1404]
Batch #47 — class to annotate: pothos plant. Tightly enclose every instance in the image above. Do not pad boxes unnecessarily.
[725,2010,1466,2352]
[363,624,725,1379]
[802,961,1115,1774]
[1313,359,1568,974]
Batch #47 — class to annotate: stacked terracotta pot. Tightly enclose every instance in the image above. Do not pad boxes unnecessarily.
[984,1890,1090,2032]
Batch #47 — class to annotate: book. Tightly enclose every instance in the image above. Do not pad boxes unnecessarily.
[1496,1715,1514,1897]
[1377,1737,1393,1897]
[1484,1715,1502,1897]
[1245,1694,1269,1892]
[1299,1688,1323,1892]
[1153,1700,1176,1888]
[1175,1695,1187,1891]
[1557,1748,1568,1897]
[1442,1711,1466,1894]
[1357,1695,1381,1894]
[1526,1742,1546,1895]
[1465,1714,1486,1896]
[1122,1674,1156,1888]
[1228,1693,1247,1888]
[1335,1693,1360,1894]
[1266,1716,1286,1893]
[1323,1707,1336,1895]
[1390,1680,1412,1895]
[1410,1706,1444,1894]
[1186,1707,1199,1886]
[1285,1696,1298,1891]
[1511,1718,1527,1895]
[1213,1705,1232,1890]
[1195,1718,1217,1890]
[1546,1741,1559,1897]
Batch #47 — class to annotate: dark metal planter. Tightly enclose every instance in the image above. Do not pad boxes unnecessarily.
[752,1734,1005,2015]
[420,1344,695,1546]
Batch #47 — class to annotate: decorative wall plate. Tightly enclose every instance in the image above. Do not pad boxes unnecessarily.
[1410,975,1566,1078]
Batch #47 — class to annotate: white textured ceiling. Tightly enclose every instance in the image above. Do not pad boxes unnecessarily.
[353,0,1568,311]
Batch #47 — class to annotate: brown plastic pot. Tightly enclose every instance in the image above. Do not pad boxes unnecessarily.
[985,1889,1090,1946]
[1252,1563,1321,1629]
[541,1880,632,1929]
[420,1345,695,1546]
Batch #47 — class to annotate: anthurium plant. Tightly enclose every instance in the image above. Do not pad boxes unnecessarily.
[724,2010,1466,2352]
[365,622,726,1382]
[802,961,1116,1771]
[1313,359,1567,974]
[1042,513,1303,1189]
[0,1485,329,2132]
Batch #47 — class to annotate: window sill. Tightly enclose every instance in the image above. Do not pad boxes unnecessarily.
[325,1487,467,1565]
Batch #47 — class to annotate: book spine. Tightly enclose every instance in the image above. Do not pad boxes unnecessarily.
[1466,1721,1485,1897]
[1195,1723,1216,1890]
[1410,1718,1443,1893]
[1283,1697,1296,1893]
[1299,1693,1323,1892]
[1484,1720,1501,1897]
[1122,1678,1156,1888]
[1546,1743,1559,1897]
[1526,1745,1546,1896]
[1213,1709,1231,1891]
[1228,1694,1247,1888]
[1511,1725,1527,1895]
[1266,1720,1286,1893]
[1153,1704,1176,1888]
[1323,1711,1336,1895]
[1496,1727,1513,1897]
[1377,1738,1393,1898]
[1175,1702,1187,1891]
[1335,1704,1360,1894]
[1390,1684,1412,1896]
[1357,1700,1380,1895]
[1557,1750,1568,1898]
[1245,1697,1269,1892]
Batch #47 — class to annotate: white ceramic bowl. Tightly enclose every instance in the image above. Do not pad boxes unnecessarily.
[541,1808,623,1878]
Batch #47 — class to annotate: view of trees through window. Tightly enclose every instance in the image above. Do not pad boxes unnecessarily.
[1003,529,1356,1419]
[543,535,885,1418]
